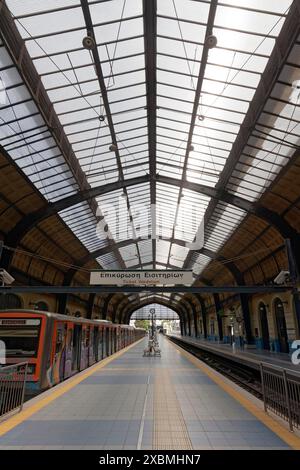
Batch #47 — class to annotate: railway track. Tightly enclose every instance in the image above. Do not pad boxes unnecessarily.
[169,336,263,399]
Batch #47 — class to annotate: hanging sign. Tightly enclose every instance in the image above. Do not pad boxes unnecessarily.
[90,270,194,286]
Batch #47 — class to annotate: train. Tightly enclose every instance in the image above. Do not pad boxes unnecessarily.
[0,310,145,394]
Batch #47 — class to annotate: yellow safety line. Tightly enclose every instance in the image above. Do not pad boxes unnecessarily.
[0,338,144,437]
[168,338,300,450]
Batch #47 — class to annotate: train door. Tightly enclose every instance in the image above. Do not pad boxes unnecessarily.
[102,327,108,359]
[64,324,73,379]
[106,328,110,356]
[111,328,114,354]
[93,327,99,362]
[87,326,93,366]
[72,324,82,371]
[110,328,114,354]
[112,328,116,354]
[274,298,289,353]
[118,328,120,351]
[98,327,103,360]
[80,326,89,370]
[52,322,66,385]
[259,303,270,350]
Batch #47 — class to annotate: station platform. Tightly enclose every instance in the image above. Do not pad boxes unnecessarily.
[168,335,300,372]
[0,335,299,450]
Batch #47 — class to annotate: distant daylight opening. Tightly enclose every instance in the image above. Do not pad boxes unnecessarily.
[131,303,179,321]
[130,303,180,335]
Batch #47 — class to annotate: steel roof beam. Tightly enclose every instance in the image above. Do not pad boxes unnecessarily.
[0,3,126,272]
[165,0,218,269]
[1,174,147,269]
[0,3,89,194]
[0,285,291,294]
[186,0,300,271]
[143,0,157,269]
[61,237,242,286]
[80,0,142,269]
[3,171,300,270]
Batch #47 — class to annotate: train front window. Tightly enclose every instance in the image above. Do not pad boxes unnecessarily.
[0,319,41,357]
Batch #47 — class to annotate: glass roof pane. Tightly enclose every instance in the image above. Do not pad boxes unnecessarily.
[1,0,296,277]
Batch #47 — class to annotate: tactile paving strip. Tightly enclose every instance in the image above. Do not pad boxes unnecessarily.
[153,369,192,450]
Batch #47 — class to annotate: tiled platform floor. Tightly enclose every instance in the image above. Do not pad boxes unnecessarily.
[0,336,290,450]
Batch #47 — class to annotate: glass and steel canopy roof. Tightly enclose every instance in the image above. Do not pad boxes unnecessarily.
[1,0,299,283]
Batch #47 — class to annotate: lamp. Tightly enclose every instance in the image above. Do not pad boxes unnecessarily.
[277,301,288,308]
[259,303,269,311]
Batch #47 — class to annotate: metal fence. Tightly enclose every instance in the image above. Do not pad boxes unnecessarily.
[0,362,28,419]
[260,362,300,431]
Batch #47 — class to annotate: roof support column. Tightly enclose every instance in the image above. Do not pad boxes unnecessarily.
[201,303,208,339]
[182,318,187,336]
[112,298,124,323]
[103,294,115,320]
[213,293,223,341]
[285,238,300,281]
[292,293,300,338]
[196,295,207,339]
[285,238,300,335]
[187,313,191,336]
[57,293,68,315]
[182,301,192,336]
[87,293,96,320]
[192,303,198,338]
[240,294,254,345]
[179,302,190,336]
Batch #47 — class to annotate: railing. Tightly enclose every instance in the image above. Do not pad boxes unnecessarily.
[0,362,28,419]
[260,362,300,431]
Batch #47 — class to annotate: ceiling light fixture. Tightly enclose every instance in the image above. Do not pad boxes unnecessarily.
[109,143,118,152]
[206,35,217,49]
[82,35,96,50]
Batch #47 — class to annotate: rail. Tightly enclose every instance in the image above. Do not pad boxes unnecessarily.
[260,362,300,432]
[0,362,28,419]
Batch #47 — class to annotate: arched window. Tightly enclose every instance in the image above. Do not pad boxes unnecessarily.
[0,293,23,309]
